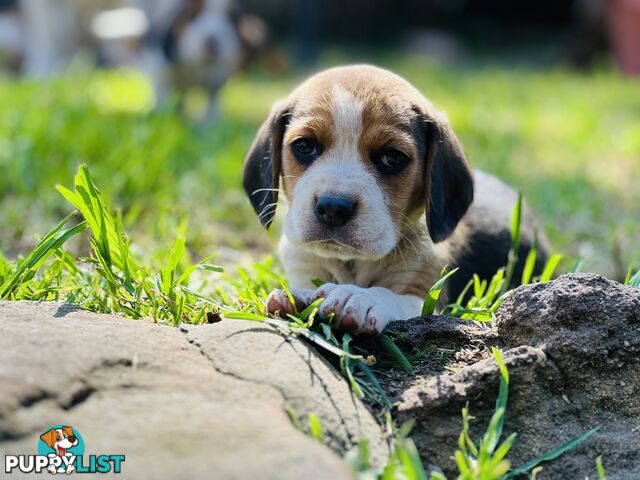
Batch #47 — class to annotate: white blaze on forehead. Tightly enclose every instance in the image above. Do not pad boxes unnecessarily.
[330,85,364,150]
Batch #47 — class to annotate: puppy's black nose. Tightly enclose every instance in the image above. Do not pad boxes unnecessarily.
[315,195,356,228]
[68,435,77,443]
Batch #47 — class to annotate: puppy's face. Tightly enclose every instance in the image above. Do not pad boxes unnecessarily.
[281,82,425,259]
[244,65,474,260]
[40,427,78,453]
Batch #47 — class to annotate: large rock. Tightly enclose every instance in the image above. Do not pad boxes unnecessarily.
[392,273,640,479]
[0,301,387,479]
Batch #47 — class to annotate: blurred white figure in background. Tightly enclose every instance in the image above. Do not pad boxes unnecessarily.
[14,0,267,121]
[151,0,251,120]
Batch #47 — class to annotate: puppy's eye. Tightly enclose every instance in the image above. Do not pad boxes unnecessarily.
[291,138,321,163]
[377,149,410,174]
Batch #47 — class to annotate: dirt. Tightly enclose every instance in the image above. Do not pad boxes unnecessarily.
[360,273,640,479]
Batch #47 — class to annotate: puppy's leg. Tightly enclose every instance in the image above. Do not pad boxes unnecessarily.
[65,461,75,474]
[266,288,315,317]
[314,284,423,334]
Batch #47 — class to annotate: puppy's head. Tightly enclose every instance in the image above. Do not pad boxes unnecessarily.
[243,65,473,260]
[40,427,78,451]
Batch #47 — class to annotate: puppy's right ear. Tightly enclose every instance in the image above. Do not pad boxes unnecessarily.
[242,100,291,229]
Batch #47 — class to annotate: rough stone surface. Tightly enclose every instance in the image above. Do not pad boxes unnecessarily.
[3,273,639,479]
[0,301,387,479]
[394,273,640,479]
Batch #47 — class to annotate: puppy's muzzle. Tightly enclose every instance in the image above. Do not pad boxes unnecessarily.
[314,195,357,228]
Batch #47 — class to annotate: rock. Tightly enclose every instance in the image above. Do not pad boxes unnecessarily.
[393,274,640,479]
[3,273,638,478]
[0,301,387,479]
[182,320,388,463]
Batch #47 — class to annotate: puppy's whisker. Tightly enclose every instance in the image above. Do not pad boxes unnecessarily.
[251,188,281,195]
[397,231,419,264]
[257,203,278,221]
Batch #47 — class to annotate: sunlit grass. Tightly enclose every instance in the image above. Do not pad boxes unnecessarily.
[1,58,638,275]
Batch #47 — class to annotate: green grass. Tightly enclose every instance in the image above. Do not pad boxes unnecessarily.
[1,59,639,275]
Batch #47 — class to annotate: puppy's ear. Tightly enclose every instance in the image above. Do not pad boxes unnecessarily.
[242,100,291,229]
[418,107,474,243]
[62,426,74,437]
[40,429,56,448]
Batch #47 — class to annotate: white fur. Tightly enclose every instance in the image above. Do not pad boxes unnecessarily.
[269,281,422,334]
[314,283,422,333]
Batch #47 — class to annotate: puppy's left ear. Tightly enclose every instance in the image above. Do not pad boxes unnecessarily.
[40,429,56,448]
[418,107,474,243]
[242,99,291,229]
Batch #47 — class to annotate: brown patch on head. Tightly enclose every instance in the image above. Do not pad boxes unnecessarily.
[61,426,74,438]
[281,91,335,197]
[359,92,426,229]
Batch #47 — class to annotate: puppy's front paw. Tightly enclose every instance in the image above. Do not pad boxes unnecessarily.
[266,288,314,317]
[314,284,394,334]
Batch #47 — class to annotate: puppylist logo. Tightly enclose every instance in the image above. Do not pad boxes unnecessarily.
[4,425,125,475]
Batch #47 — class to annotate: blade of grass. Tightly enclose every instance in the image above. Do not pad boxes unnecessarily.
[596,456,607,480]
[378,333,413,374]
[539,254,563,282]
[422,267,459,315]
[626,270,640,288]
[571,257,584,273]
[356,360,392,409]
[490,347,509,452]
[502,427,599,479]
[501,192,522,295]
[0,216,87,298]
[520,247,537,285]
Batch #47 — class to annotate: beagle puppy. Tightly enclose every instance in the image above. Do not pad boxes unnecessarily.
[243,65,548,334]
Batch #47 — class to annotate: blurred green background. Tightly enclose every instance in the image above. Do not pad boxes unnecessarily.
[0,52,638,279]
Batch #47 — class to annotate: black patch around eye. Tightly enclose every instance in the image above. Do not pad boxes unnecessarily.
[291,138,321,164]
[375,149,411,175]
